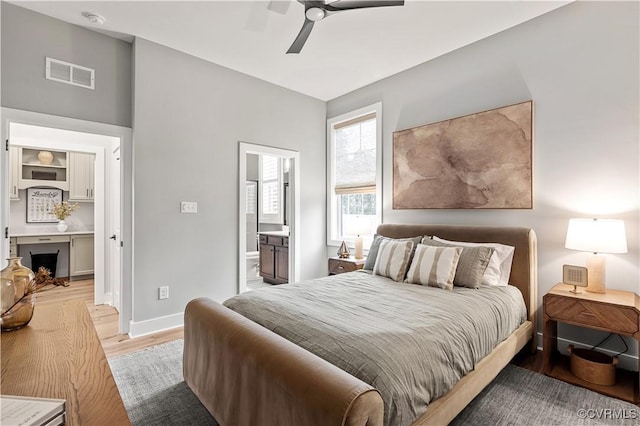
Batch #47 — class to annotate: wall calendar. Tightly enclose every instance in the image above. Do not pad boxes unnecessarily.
[26,188,62,223]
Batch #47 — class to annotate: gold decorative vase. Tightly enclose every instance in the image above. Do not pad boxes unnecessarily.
[1,257,36,331]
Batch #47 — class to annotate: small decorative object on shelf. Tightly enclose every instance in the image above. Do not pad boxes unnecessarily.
[1,262,69,332]
[337,241,350,259]
[37,150,54,165]
[51,201,79,232]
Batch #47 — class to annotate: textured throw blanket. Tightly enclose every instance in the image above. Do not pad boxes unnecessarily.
[224,271,526,426]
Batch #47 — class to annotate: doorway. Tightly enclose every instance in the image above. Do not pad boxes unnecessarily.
[238,142,300,294]
[1,108,132,333]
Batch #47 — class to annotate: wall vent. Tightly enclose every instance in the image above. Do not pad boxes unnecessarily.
[45,57,95,90]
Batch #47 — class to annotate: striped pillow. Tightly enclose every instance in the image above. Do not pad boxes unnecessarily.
[405,244,462,290]
[372,240,414,282]
[420,237,494,288]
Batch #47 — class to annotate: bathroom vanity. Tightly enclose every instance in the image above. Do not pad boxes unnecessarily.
[258,231,288,285]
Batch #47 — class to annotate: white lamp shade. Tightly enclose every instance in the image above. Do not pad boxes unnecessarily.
[565,218,628,254]
[343,216,372,237]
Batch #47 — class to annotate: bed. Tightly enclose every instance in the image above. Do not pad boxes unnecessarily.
[184,224,537,426]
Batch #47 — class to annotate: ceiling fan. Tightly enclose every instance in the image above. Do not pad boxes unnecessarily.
[287,0,405,54]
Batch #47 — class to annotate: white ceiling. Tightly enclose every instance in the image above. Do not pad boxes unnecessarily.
[9,1,570,101]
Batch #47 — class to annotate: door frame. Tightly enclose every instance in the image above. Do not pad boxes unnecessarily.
[0,107,133,333]
[238,142,300,294]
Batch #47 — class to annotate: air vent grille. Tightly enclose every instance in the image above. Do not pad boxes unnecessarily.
[46,57,95,90]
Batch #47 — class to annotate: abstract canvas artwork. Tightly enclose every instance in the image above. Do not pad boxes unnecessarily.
[393,101,533,209]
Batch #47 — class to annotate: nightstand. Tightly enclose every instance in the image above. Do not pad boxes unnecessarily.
[328,257,365,275]
[543,283,640,403]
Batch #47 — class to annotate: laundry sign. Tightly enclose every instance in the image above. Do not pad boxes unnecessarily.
[27,188,62,223]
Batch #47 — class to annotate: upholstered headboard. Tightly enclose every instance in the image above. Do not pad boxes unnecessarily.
[376,223,538,325]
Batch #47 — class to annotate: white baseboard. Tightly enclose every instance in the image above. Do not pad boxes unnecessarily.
[536,332,638,372]
[95,291,112,306]
[128,312,183,338]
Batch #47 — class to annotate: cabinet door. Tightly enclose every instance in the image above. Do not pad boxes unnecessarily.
[9,146,20,200]
[69,152,95,202]
[70,235,94,276]
[88,154,95,200]
[259,244,275,280]
[275,246,288,283]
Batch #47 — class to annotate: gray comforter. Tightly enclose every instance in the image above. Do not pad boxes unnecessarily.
[224,271,527,426]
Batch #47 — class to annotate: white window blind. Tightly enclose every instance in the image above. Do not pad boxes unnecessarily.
[327,103,382,247]
[259,154,282,223]
[334,112,377,195]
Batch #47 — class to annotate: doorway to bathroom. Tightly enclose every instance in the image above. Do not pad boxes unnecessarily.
[238,142,300,294]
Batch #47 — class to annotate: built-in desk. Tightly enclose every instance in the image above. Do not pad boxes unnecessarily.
[9,231,94,278]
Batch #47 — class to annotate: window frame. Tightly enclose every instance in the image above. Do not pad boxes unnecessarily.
[326,102,382,248]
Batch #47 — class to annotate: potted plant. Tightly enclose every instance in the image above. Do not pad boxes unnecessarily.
[51,201,79,232]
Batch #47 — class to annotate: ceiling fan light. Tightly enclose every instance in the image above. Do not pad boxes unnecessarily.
[305,7,325,22]
[82,12,106,25]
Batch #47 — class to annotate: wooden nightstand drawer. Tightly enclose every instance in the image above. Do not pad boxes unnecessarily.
[545,294,639,335]
[328,257,365,275]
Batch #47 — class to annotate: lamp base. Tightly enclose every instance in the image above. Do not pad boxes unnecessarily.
[585,254,606,293]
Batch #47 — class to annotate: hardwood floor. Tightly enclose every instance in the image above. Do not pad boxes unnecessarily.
[511,345,544,373]
[36,278,183,358]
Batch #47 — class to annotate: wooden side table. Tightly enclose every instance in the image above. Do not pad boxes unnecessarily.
[1,300,130,425]
[328,256,365,275]
[543,283,640,403]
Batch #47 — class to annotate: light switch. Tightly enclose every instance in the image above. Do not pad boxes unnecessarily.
[180,201,198,213]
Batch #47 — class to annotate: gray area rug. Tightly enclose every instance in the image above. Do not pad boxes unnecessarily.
[110,340,638,425]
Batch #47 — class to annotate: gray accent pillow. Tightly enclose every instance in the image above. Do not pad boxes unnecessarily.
[364,235,423,271]
[420,237,494,288]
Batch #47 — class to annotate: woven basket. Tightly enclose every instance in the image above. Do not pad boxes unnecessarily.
[568,345,618,386]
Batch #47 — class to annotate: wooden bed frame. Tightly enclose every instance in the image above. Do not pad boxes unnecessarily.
[184,224,537,426]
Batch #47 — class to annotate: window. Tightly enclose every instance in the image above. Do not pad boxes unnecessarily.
[259,154,282,224]
[327,102,382,248]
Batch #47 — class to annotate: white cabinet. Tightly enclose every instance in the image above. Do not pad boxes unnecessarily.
[18,148,69,191]
[9,146,20,200]
[68,152,95,202]
[9,238,17,257]
[70,235,94,277]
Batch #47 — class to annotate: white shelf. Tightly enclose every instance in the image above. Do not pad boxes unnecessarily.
[21,162,67,169]
[18,148,69,191]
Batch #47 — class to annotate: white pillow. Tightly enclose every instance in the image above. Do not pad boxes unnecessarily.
[372,240,415,282]
[405,244,462,290]
[432,236,515,286]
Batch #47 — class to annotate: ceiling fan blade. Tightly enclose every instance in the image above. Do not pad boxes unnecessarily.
[326,0,404,11]
[286,18,315,54]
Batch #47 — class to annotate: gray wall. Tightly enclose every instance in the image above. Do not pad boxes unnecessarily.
[327,1,640,354]
[1,3,131,127]
[132,38,326,323]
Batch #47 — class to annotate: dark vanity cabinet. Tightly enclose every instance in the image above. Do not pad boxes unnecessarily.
[259,234,288,284]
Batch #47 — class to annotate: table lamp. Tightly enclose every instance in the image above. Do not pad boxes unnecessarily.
[564,218,627,293]
[345,217,370,260]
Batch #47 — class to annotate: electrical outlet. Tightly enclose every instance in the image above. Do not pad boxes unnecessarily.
[180,201,198,213]
[159,286,169,300]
